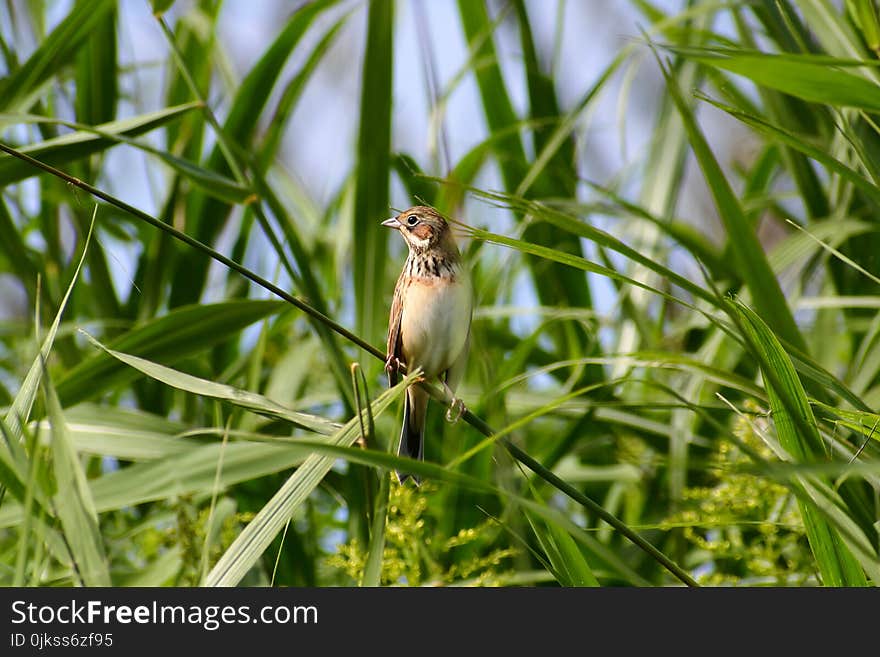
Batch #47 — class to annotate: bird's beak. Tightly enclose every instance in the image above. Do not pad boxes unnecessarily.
[381,217,400,229]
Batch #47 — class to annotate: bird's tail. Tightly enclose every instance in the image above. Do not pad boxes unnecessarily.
[397,386,427,484]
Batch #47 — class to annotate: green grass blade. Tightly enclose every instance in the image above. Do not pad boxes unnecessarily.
[353,0,394,345]
[80,330,340,436]
[456,0,526,184]
[466,222,715,309]
[512,0,575,197]
[670,47,880,112]
[0,0,115,112]
[206,375,413,587]
[74,6,117,125]
[43,369,111,586]
[525,510,599,587]
[654,45,807,353]
[5,209,95,460]
[731,300,868,585]
[361,471,390,587]
[0,103,202,186]
[55,300,285,408]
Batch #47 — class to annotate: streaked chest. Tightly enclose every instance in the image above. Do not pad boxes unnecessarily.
[398,259,471,377]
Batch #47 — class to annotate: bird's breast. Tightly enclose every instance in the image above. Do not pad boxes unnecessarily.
[399,270,472,379]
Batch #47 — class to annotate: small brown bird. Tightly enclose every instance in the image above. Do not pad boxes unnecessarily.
[383,205,472,482]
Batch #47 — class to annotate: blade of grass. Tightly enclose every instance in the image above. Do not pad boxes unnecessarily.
[730,299,868,585]
[55,300,285,408]
[0,0,115,112]
[652,42,807,353]
[43,366,111,586]
[353,0,393,345]
[74,6,117,126]
[4,208,95,468]
[79,330,341,436]
[206,374,414,587]
[667,46,880,111]
[0,103,202,184]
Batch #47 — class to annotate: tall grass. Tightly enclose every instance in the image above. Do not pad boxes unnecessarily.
[0,0,878,587]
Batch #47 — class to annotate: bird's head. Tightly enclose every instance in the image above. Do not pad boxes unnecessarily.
[381,205,457,254]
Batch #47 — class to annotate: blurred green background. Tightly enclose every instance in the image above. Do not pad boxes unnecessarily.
[1,0,879,586]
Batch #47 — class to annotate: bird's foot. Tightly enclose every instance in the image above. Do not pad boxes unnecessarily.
[384,355,403,376]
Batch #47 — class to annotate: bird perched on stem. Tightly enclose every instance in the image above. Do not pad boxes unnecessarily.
[382,205,473,483]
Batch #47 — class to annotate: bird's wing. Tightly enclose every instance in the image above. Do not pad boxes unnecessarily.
[386,273,406,386]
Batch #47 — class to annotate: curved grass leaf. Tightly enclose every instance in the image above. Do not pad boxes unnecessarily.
[466,222,714,311]
[0,103,202,186]
[80,331,341,436]
[206,374,414,587]
[0,0,116,112]
[731,300,870,586]
[43,370,111,586]
[654,45,807,353]
[353,0,393,345]
[55,300,285,408]
[0,441,312,529]
[669,47,880,112]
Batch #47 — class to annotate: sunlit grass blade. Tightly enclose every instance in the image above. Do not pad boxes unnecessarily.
[4,208,95,464]
[524,508,599,587]
[74,6,117,126]
[55,300,284,407]
[731,300,869,586]
[0,0,115,112]
[80,330,341,436]
[0,103,202,185]
[0,442,313,529]
[206,374,413,587]
[667,46,880,111]
[43,367,111,586]
[353,0,393,346]
[653,44,807,353]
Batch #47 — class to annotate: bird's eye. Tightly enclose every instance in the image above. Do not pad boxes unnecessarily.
[406,215,419,226]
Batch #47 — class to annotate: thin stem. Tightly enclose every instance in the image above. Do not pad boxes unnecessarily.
[0,142,381,361]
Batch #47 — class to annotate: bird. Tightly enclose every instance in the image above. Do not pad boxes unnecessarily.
[382,205,473,483]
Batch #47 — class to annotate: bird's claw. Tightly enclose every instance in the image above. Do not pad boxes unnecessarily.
[385,355,403,376]
[445,397,466,424]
